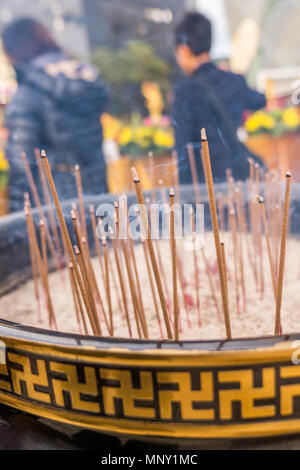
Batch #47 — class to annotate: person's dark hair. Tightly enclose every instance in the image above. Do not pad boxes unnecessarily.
[2,17,60,65]
[175,12,212,56]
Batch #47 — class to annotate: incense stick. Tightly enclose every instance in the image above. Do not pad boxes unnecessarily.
[25,206,57,330]
[89,205,105,284]
[102,238,114,336]
[71,210,110,334]
[201,129,231,339]
[220,241,228,308]
[148,151,157,202]
[34,149,63,264]
[21,151,63,276]
[68,262,83,334]
[75,165,88,243]
[201,246,221,320]
[24,196,41,322]
[258,196,277,300]
[143,238,164,339]
[146,197,171,313]
[74,244,101,336]
[121,237,143,339]
[128,228,148,338]
[40,150,100,336]
[69,262,88,335]
[131,166,173,339]
[170,188,179,340]
[190,206,201,326]
[171,150,181,203]
[109,227,132,338]
[187,143,201,204]
[274,172,292,335]
[229,209,241,315]
[234,188,247,311]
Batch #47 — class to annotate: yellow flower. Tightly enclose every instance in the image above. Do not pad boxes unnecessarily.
[135,126,153,139]
[119,126,132,146]
[101,113,122,140]
[153,129,174,148]
[245,111,275,133]
[132,126,153,147]
[263,114,276,129]
[282,107,300,128]
[0,150,9,172]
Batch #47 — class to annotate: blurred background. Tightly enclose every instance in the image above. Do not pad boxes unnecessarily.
[0,0,300,214]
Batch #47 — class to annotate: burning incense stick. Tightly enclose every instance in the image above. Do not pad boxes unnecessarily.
[75,165,88,243]
[190,206,201,326]
[40,150,100,336]
[127,230,148,338]
[220,241,228,307]
[201,129,231,339]
[21,151,63,275]
[274,172,292,335]
[121,237,143,339]
[25,206,57,330]
[134,207,164,338]
[159,180,189,326]
[39,219,48,276]
[258,196,277,300]
[74,244,101,336]
[171,150,181,203]
[69,262,88,335]
[89,205,105,283]
[71,210,110,334]
[131,166,173,339]
[238,181,257,287]
[229,209,241,315]
[81,234,110,333]
[143,238,164,339]
[234,188,247,311]
[68,262,83,334]
[34,149,63,265]
[102,238,114,336]
[90,206,122,322]
[187,143,201,204]
[90,207,123,323]
[148,151,157,202]
[109,227,132,338]
[217,193,225,235]
[170,188,179,340]
[146,197,171,312]
[200,246,221,320]
[24,197,41,321]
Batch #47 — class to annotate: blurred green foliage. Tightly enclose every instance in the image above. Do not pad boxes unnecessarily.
[92,42,171,116]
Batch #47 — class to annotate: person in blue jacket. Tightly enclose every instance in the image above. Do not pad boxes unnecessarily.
[172,12,267,183]
[2,18,108,211]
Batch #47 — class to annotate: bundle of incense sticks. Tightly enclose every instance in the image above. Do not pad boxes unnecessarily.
[22,134,292,341]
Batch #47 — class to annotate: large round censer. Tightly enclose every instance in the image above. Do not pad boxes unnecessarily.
[1,184,300,444]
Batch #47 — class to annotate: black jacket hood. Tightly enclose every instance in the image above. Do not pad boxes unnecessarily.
[15,51,108,115]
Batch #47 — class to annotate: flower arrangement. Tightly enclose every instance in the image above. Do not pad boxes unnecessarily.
[101,80,174,160]
[245,106,300,136]
[102,113,174,159]
[0,149,9,173]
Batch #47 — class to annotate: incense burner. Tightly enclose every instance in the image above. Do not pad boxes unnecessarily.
[1,185,300,441]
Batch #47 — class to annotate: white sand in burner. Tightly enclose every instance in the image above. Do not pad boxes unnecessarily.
[0,233,300,341]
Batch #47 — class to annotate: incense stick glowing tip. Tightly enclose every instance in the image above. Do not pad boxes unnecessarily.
[201,128,207,141]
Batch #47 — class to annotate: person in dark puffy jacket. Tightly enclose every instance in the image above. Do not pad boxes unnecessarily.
[172,12,266,184]
[2,18,108,211]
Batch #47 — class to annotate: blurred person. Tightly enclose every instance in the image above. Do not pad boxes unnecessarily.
[2,18,108,211]
[172,12,266,183]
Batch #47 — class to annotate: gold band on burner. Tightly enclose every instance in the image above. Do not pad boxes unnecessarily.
[0,334,300,439]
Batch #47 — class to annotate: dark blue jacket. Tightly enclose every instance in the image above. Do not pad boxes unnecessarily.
[171,62,266,183]
[5,51,108,211]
